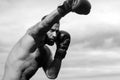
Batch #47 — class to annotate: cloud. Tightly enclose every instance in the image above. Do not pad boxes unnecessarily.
[0,40,12,54]
[69,23,120,50]
[64,48,120,68]
[0,46,8,53]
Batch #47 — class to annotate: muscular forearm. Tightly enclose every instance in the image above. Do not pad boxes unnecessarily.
[45,58,62,79]
[28,0,91,38]
[29,9,62,37]
[40,10,62,33]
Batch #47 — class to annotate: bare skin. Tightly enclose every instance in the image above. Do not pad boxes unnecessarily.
[2,0,91,79]
[2,10,63,80]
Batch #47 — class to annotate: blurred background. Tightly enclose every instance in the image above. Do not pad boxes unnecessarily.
[0,0,120,80]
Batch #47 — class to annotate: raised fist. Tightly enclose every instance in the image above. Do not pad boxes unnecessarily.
[54,30,71,59]
[58,0,91,16]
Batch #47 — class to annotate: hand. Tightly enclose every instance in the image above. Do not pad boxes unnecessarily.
[58,0,91,16]
[54,30,71,59]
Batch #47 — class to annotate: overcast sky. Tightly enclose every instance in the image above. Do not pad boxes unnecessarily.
[0,0,120,80]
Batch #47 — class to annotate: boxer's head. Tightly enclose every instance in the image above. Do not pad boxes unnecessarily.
[46,22,60,46]
[41,15,60,46]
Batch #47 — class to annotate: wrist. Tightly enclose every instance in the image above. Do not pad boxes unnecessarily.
[57,1,71,17]
[54,49,67,60]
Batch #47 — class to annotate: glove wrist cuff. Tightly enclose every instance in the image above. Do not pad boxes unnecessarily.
[54,49,67,59]
[57,2,71,17]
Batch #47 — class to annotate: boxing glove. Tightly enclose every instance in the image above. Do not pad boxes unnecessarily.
[54,30,71,59]
[57,0,91,16]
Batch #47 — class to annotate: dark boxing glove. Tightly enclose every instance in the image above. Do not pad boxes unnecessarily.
[54,30,71,59]
[57,0,91,16]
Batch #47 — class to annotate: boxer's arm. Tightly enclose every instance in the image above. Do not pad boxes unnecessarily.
[28,10,62,37]
[28,0,91,40]
[17,10,62,52]
[42,46,62,79]
[43,59,62,79]
[44,59,62,79]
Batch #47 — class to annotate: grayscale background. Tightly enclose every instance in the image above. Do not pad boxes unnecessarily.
[0,0,120,80]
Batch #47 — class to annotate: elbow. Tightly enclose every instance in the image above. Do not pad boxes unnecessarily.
[46,70,58,79]
[47,74,58,79]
